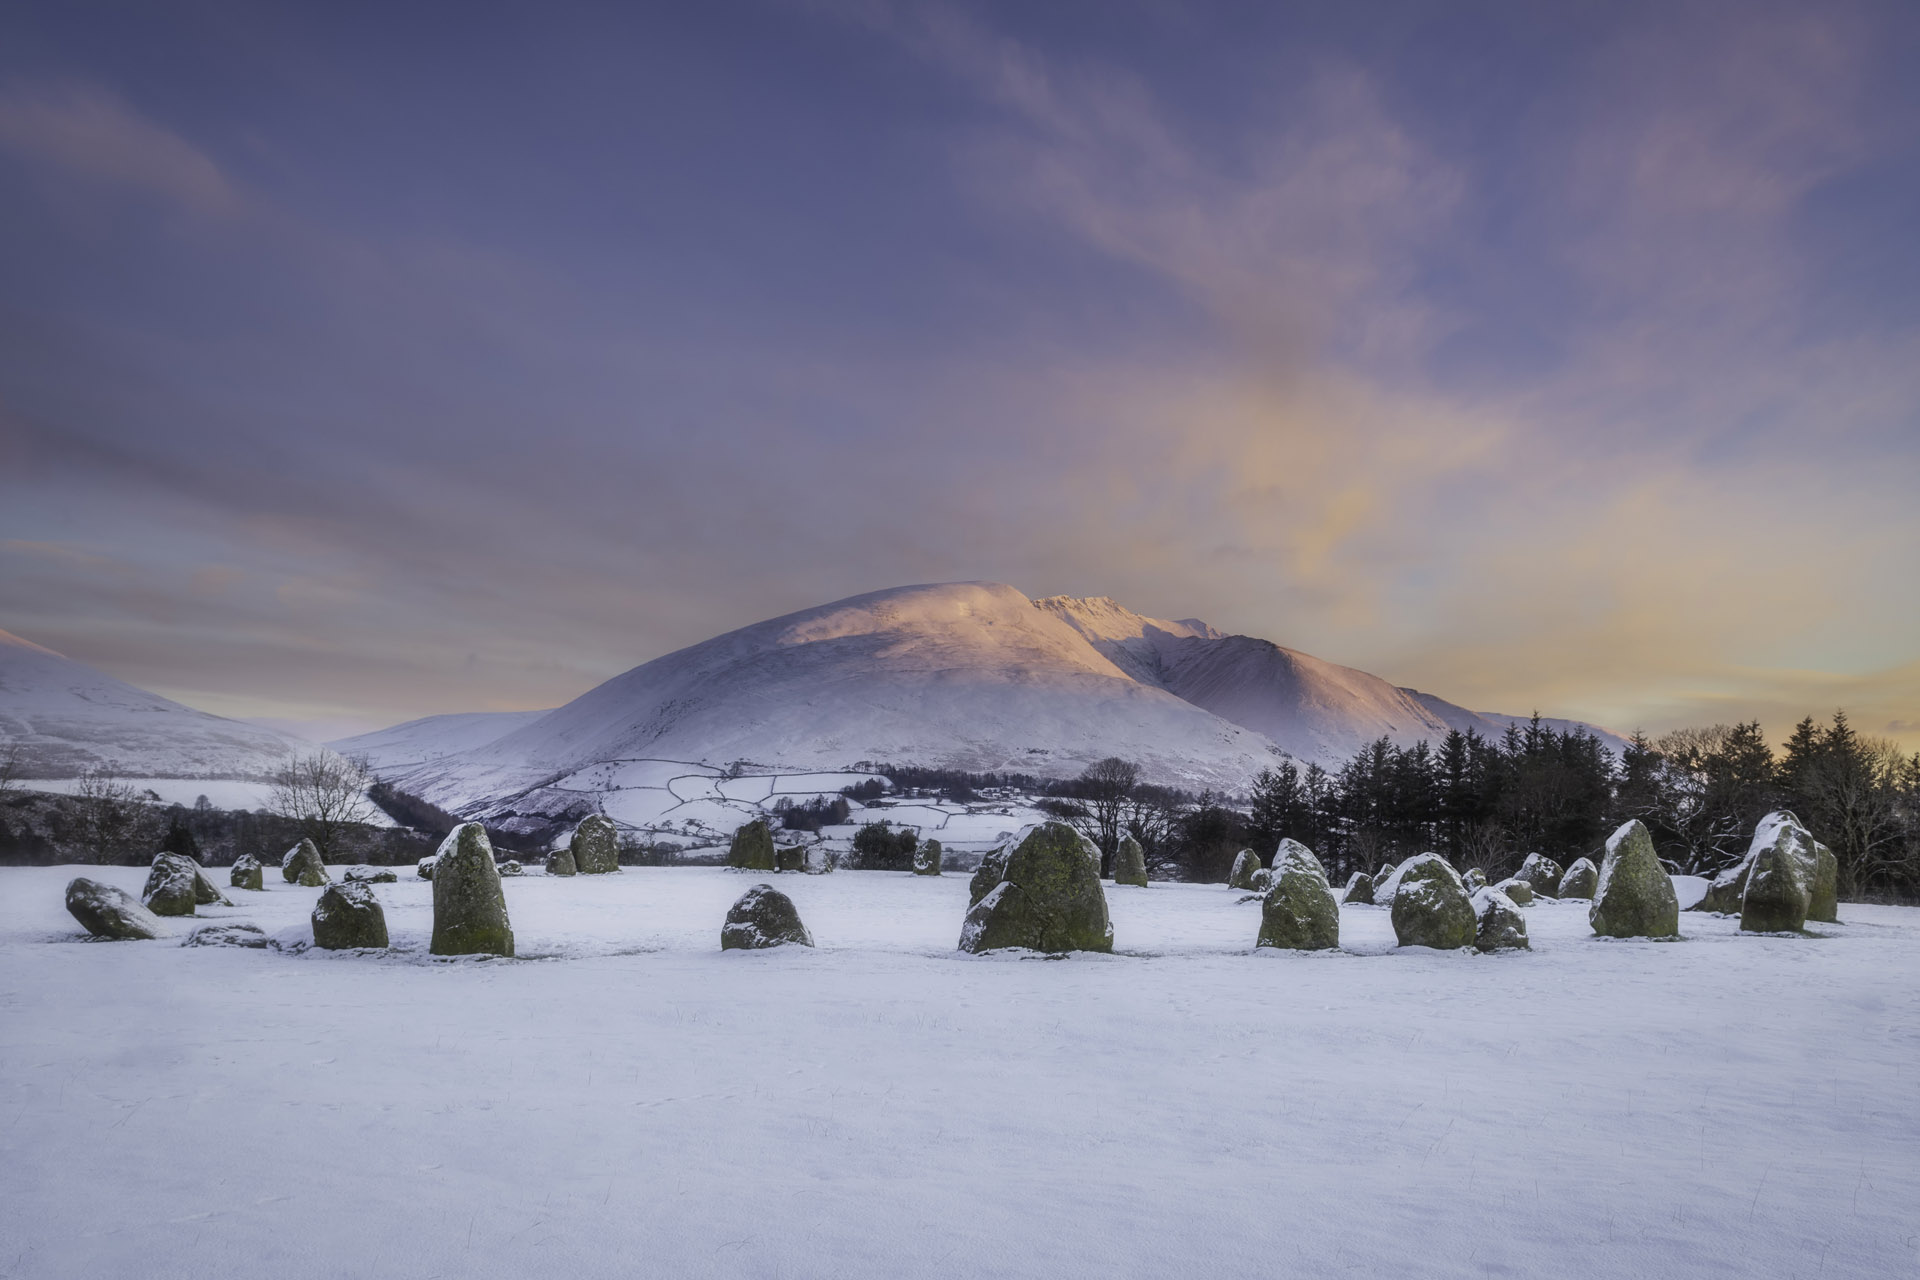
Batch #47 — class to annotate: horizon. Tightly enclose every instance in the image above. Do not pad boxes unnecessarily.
[3,1,1917,751]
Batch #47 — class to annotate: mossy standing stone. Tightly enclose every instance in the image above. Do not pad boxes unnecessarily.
[1556,857,1598,900]
[417,856,437,881]
[1694,812,1810,915]
[721,884,813,949]
[230,855,265,891]
[1248,867,1272,894]
[1341,871,1375,905]
[570,815,621,875]
[1257,839,1339,951]
[1463,867,1488,892]
[430,823,514,957]
[968,844,1010,907]
[143,855,198,917]
[1389,854,1477,949]
[1228,848,1262,890]
[312,881,390,950]
[1472,887,1530,952]
[282,839,330,888]
[1517,853,1563,899]
[1741,836,1809,933]
[66,877,168,940]
[1112,835,1148,887]
[913,839,943,876]
[1807,840,1839,924]
[1492,877,1533,906]
[1589,819,1679,939]
[728,819,776,872]
[958,822,1113,954]
[545,848,577,876]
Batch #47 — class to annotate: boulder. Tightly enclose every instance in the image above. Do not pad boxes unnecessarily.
[1113,835,1148,887]
[416,855,437,881]
[498,860,524,876]
[720,884,813,949]
[1492,877,1534,906]
[1228,849,1262,890]
[802,846,836,875]
[1248,868,1272,893]
[1463,867,1488,892]
[1589,820,1680,939]
[190,862,231,905]
[968,845,1010,907]
[281,839,330,888]
[1389,854,1477,949]
[913,839,944,876]
[345,867,399,884]
[1741,835,1809,934]
[1807,839,1839,925]
[184,922,269,948]
[1375,861,1398,884]
[142,855,198,917]
[1556,857,1598,900]
[546,847,577,876]
[145,852,216,905]
[1471,887,1530,952]
[312,881,390,950]
[1256,839,1339,951]
[958,822,1113,954]
[570,814,622,875]
[1694,812,1829,919]
[229,854,265,892]
[1516,853,1563,899]
[776,845,807,873]
[429,823,514,957]
[1341,871,1375,905]
[66,877,168,940]
[727,819,776,872]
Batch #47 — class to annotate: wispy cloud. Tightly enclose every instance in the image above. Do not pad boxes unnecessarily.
[0,81,240,214]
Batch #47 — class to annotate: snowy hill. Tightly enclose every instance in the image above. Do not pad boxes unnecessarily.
[0,627,310,779]
[330,709,551,771]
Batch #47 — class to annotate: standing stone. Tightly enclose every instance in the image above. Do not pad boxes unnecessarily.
[1589,819,1680,939]
[1113,835,1148,887]
[1492,877,1534,906]
[958,822,1113,954]
[1556,857,1598,900]
[281,839,330,888]
[721,884,813,949]
[1694,812,1813,915]
[416,855,437,881]
[775,845,806,872]
[143,855,198,917]
[570,815,621,875]
[66,877,168,940]
[1516,853,1563,899]
[1228,849,1262,890]
[1375,861,1399,884]
[429,823,514,957]
[146,852,217,906]
[312,881,389,950]
[1741,836,1809,933]
[913,839,943,876]
[968,844,1010,907]
[1806,840,1839,925]
[1472,887,1530,952]
[727,819,776,872]
[1248,868,1272,894]
[545,848,577,876]
[1463,867,1488,892]
[1389,854,1477,950]
[1341,871,1375,905]
[1256,839,1339,951]
[230,854,265,892]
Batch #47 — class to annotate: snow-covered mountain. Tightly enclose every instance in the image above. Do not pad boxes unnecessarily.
[0,627,310,779]
[328,709,551,772]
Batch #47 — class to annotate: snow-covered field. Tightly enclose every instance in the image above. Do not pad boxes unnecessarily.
[2,865,1915,1279]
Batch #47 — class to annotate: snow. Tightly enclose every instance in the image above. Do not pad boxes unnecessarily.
[3,864,1915,1279]
[327,709,552,770]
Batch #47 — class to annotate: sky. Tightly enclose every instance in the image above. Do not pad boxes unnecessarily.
[1,0,1917,748]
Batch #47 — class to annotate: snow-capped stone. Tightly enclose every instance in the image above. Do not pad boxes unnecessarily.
[1248,867,1272,893]
[1492,877,1533,906]
[570,815,620,875]
[344,867,398,883]
[229,854,265,891]
[913,839,943,876]
[142,855,197,917]
[958,822,1112,954]
[1463,867,1488,892]
[1256,839,1339,951]
[1590,820,1679,939]
[727,819,776,872]
[183,922,269,948]
[545,848,576,876]
[1471,887,1530,952]
[416,855,437,881]
[429,823,513,957]
[968,839,1015,907]
[281,839,329,888]
[1390,854,1476,950]
[1341,871,1375,905]
[1113,835,1148,887]
[1516,853,1562,899]
[1741,836,1809,934]
[145,852,225,908]
[498,859,524,876]
[1228,849,1262,890]
[312,881,389,950]
[66,877,167,940]
[721,884,813,950]
[1556,858,1598,900]
[1693,813,1814,916]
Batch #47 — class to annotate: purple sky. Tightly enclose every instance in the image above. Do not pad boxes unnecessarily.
[2,0,1917,746]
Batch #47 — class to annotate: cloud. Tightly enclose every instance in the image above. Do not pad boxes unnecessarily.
[0,81,239,214]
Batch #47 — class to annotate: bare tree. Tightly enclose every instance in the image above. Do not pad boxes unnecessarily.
[268,752,374,862]
[1068,757,1140,878]
[73,766,155,864]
